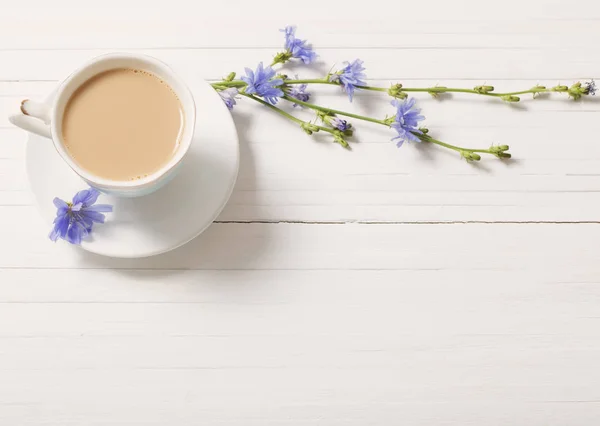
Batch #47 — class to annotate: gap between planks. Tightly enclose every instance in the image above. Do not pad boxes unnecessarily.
[213,220,600,225]
[0,46,579,51]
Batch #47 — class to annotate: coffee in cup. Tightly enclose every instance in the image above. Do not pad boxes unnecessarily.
[62,68,184,181]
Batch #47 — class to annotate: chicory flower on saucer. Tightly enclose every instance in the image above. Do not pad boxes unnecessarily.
[49,187,113,245]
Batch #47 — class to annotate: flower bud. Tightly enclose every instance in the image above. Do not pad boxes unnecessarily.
[568,82,587,100]
[531,85,546,98]
[272,51,292,66]
[490,144,510,153]
[461,151,481,161]
[419,127,429,134]
[552,85,569,92]
[497,152,511,159]
[301,122,319,135]
[333,132,349,148]
[474,85,494,93]
[383,116,396,126]
[428,86,447,98]
[388,84,406,99]
[501,95,520,102]
[224,72,236,82]
[323,115,353,134]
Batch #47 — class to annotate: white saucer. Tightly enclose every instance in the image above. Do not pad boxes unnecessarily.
[26,79,239,258]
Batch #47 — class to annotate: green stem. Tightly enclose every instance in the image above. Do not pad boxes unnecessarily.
[417,134,508,159]
[281,80,549,98]
[213,79,552,99]
[286,78,338,86]
[239,93,336,135]
[400,87,550,97]
[239,93,303,125]
[282,95,388,126]
[417,134,475,153]
[213,80,247,88]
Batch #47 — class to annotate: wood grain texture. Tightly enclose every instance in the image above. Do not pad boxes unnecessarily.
[1,0,599,424]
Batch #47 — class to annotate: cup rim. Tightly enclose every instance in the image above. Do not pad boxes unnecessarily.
[50,52,196,189]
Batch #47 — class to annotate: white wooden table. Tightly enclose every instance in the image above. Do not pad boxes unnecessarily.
[2,1,600,424]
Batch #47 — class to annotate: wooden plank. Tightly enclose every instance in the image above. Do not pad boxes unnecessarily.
[1,266,600,424]
[1,18,600,50]
[0,221,599,272]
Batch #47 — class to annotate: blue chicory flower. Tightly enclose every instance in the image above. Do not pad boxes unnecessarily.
[242,62,284,105]
[218,88,239,110]
[390,98,425,147]
[286,82,311,107]
[281,25,317,64]
[49,187,113,245]
[329,59,367,102]
[330,117,351,132]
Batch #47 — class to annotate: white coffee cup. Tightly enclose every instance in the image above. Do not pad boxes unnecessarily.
[9,53,196,197]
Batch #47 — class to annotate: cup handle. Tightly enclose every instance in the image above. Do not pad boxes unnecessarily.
[8,99,52,139]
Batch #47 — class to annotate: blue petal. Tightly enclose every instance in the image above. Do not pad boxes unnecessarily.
[80,210,106,224]
[53,198,69,216]
[66,221,88,245]
[281,26,296,37]
[71,190,88,206]
[85,204,113,213]
[344,84,356,102]
[75,213,94,230]
[49,214,69,241]
[300,51,316,64]
[53,212,67,224]
[72,188,100,207]
[53,198,68,209]
[242,68,255,86]
[262,65,275,80]
[256,62,265,77]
